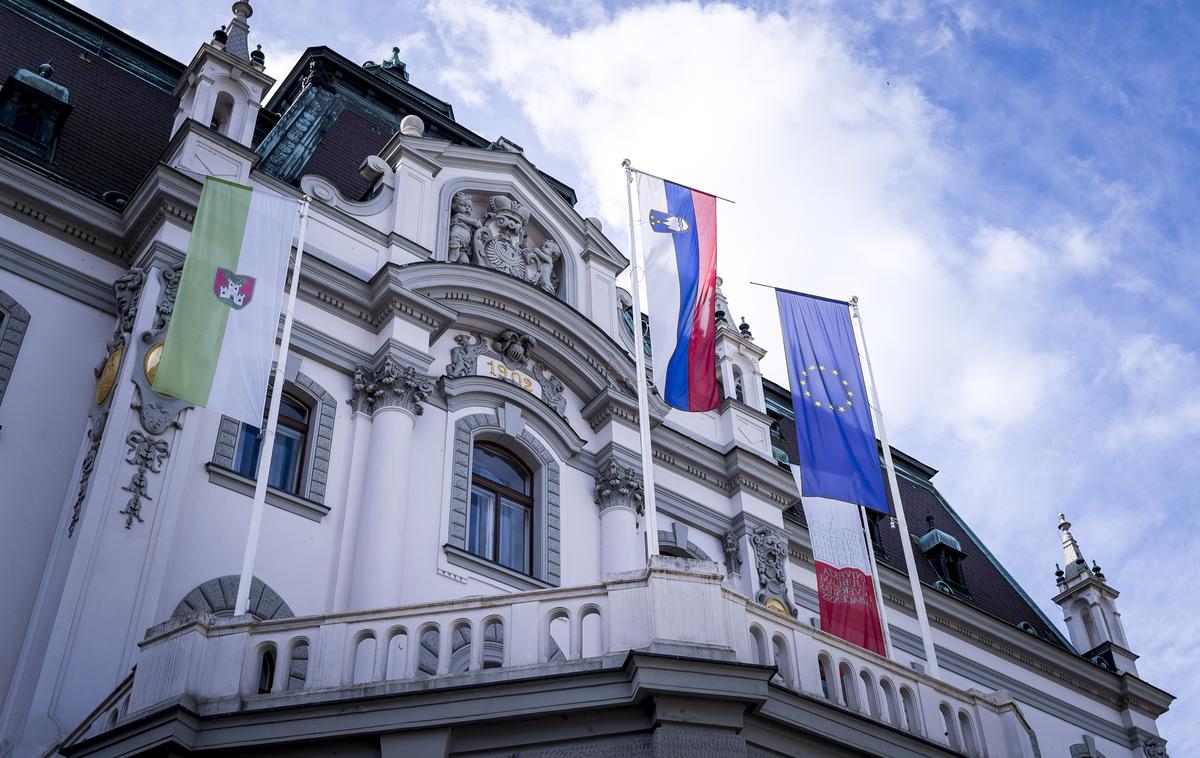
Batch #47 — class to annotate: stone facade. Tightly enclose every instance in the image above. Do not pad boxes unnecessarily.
[0,2,1175,758]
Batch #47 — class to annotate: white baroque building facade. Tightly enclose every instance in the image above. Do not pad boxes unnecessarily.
[0,2,1175,756]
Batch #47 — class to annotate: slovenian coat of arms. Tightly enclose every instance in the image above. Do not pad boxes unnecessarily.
[213,267,256,310]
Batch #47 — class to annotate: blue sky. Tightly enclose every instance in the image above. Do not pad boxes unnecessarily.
[81,0,1198,750]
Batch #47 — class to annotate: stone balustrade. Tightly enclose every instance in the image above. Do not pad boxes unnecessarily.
[72,557,1037,756]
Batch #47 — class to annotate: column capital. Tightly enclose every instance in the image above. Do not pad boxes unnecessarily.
[349,355,434,417]
[594,458,644,515]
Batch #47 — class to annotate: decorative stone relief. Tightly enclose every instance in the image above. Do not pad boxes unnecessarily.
[723,529,743,575]
[68,409,106,537]
[594,459,644,515]
[1143,740,1169,758]
[349,356,434,416]
[445,333,489,378]
[750,526,798,617]
[443,330,569,420]
[107,268,146,353]
[446,192,563,296]
[119,431,169,528]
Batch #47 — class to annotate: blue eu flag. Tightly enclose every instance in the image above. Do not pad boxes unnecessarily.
[776,289,889,514]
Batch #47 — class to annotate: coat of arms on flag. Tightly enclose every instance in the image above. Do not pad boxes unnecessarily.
[213,267,256,309]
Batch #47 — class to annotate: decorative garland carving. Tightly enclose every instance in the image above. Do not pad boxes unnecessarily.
[107,268,146,353]
[119,431,169,529]
[68,409,107,537]
[751,526,798,617]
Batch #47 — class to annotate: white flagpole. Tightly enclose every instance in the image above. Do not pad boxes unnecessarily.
[234,195,312,616]
[859,505,894,659]
[622,159,660,559]
[850,296,941,678]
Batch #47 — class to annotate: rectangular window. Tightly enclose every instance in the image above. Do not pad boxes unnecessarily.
[234,423,303,493]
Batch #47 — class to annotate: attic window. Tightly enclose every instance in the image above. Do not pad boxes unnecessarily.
[0,63,72,161]
[917,516,970,598]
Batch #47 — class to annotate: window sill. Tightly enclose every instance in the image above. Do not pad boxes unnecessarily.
[443,544,553,591]
[205,463,330,522]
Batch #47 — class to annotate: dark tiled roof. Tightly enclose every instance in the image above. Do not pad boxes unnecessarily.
[767,380,1069,650]
[0,1,181,200]
[301,108,392,201]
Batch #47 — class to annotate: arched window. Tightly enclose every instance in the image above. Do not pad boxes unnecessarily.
[234,391,310,495]
[468,442,533,574]
[940,703,961,750]
[959,710,980,756]
[900,686,921,735]
[211,91,235,135]
[257,646,276,694]
[286,640,309,691]
[772,634,793,685]
[733,365,745,403]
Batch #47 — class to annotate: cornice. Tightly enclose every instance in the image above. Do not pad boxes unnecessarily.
[0,236,113,313]
[0,154,125,261]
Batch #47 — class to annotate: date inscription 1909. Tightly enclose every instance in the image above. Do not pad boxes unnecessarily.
[485,359,535,394]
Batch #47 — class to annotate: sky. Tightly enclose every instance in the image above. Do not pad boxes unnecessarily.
[80,0,1199,750]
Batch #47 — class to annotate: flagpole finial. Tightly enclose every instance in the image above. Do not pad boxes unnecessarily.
[850,295,859,305]
[621,158,631,169]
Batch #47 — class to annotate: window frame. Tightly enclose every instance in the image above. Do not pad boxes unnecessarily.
[234,389,311,496]
[468,441,535,576]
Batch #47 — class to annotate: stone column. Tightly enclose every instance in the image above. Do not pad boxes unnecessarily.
[347,357,433,610]
[594,459,645,577]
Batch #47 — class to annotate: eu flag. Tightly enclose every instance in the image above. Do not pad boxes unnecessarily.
[776,289,889,514]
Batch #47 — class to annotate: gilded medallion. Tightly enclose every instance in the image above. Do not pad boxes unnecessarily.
[95,344,122,405]
[144,341,165,385]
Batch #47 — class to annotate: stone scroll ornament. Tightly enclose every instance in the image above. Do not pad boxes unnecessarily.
[119,431,170,528]
[751,526,798,617]
[447,193,562,295]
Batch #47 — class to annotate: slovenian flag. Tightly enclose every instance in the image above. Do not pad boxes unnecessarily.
[635,173,720,412]
[152,178,298,426]
[777,288,887,655]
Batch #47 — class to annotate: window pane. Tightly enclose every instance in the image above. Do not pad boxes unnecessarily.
[498,497,530,574]
[269,427,304,493]
[279,395,309,424]
[472,445,529,494]
[235,424,261,478]
[468,488,496,560]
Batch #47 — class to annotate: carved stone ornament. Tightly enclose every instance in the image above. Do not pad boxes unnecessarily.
[1143,740,1169,758]
[68,409,108,537]
[119,430,170,529]
[447,193,562,295]
[131,265,191,435]
[444,330,569,420]
[445,333,489,378]
[536,364,567,417]
[350,356,434,416]
[593,459,644,515]
[495,329,537,365]
[723,529,743,575]
[107,268,146,353]
[751,526,798,617]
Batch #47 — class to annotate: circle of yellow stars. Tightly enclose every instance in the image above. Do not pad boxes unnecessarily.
[799,363,855,414]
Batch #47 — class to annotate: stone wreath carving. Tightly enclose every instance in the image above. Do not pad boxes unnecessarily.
[751,526,798,617]
[445,330,568,418]
[447,192,562,295]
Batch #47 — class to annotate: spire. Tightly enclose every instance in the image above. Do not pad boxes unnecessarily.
[1058,512,1086,568]
[225,2,254,60]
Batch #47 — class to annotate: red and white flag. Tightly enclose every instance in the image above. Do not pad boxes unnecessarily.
[792,477,887,656]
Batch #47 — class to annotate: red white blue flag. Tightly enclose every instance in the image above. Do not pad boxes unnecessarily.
[777,288,886,655]
[635,173,720,412]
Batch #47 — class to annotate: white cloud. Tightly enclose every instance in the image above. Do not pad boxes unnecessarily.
[424,1,1197,747]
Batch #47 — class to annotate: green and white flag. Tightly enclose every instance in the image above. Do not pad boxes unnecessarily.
[153,177,298,426]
